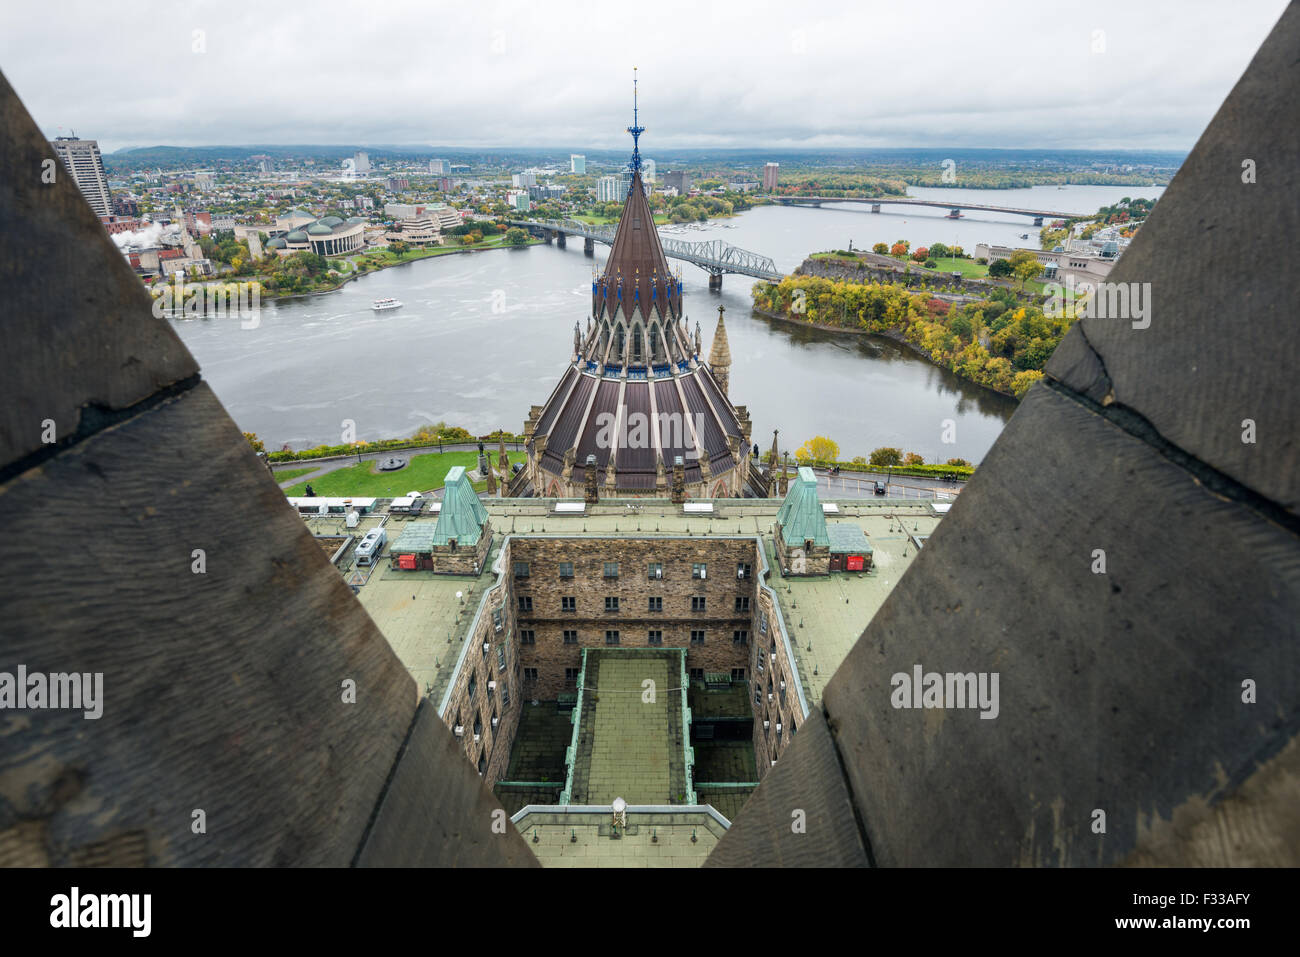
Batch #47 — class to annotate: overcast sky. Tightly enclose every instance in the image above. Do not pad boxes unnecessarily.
[0,0,1288,153]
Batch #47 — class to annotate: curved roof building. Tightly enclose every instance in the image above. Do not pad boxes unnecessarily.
[522,106,752,499]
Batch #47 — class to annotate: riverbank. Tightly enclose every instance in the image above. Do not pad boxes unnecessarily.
[753,268,1061,399]
[177,236,544,306]
[750,304,1021,401]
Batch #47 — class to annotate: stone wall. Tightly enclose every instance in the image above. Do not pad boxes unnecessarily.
[752,585,803,779]
[774,521,831,576]
[511,537,759,700]
[428,520,493,575]
[438,538,523,788]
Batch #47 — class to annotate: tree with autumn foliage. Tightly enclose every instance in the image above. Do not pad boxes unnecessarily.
[1007,249,1044,289]
[796,435,840,464]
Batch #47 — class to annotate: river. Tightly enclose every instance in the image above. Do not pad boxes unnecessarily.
[170,183,1162,464]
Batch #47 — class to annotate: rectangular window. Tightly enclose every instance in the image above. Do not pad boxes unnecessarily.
[690,668,704,681]
[564,668,579,686]
[737,562,752,580]
[604,562,619,579]
[647,562,663,580]
[523,668,538,682]
[605,630,620,646]
[558,562,574,579]
[563,629,578,644]
[732,668,746,682]
[605,596,619,612]
[759,610,769,634]
[648,596,663,612]
[513,562,529,578]
[692,562,707,579]
[519,630,535,645]
[562,596,576,612]
[691,596,707,612]
[518,595,532,612]
[502,684,511,707]
[647,630,663,646]
[497,645,508,670]
[690,630,705,645]
[733,630,749,646]
[735,596,751,612]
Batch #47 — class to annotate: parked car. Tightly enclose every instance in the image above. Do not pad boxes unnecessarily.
[874,480,887,495]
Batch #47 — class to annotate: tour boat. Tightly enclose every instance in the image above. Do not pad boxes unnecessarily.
[372,298,402,311]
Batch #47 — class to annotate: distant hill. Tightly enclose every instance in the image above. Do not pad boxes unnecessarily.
[102,144,1187,175]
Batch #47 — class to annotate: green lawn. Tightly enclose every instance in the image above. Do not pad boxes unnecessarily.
[282,450,527,497]
[356,235,539,268]
[930,257,989,278]
[574,213,669,226]
[272,466,317,483]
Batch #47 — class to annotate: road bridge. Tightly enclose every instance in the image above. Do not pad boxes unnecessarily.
[767,195,1089,225]
[508,218,782,288]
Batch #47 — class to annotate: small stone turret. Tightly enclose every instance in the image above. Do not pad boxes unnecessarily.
[584,454,599,505]
[708,304,732,396]
[671,455,686,504]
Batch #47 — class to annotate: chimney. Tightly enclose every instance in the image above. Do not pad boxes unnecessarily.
[671,455,686,504]
[585,454,599,505]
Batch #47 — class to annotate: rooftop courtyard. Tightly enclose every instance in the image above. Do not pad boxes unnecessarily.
[564,649,691,806]
[326,496,946,710]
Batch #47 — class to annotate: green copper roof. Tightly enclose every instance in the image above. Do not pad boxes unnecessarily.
[391,521,439,554]
[432,466,488,546]
[776,466,829,547]
[827,522,872,555]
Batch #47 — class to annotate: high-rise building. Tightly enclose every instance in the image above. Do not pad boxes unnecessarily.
[511,172,537,188]
[429,158,448,175]
[642,158,656,183]
[663,170,691,194]
[353,150,371,174]
[597,175,622,203]
[763,162,779,190]
[51,136,112,217]
[570,154,586,175]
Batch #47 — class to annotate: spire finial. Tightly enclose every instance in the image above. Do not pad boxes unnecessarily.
[627,67,644,173]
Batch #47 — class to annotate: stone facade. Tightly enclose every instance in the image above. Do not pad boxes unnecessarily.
[511,537,758,699]
[774,523,831,576]
[751,584,802,778]
[431,521,493,574]
[439,541,523,786]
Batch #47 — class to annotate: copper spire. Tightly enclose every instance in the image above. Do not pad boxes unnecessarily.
[592,74,681,323]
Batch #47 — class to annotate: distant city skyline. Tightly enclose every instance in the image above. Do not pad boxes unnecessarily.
[0,0,1289,153]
